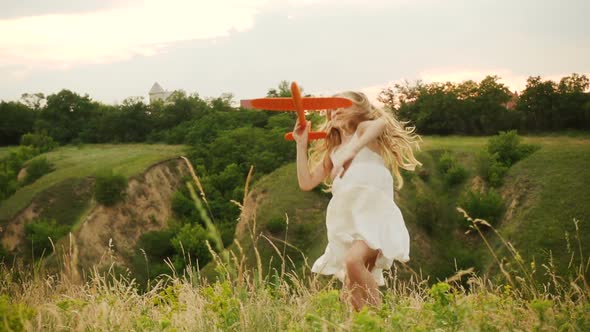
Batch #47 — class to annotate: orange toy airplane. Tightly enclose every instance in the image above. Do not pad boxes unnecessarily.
[240,82,353,141]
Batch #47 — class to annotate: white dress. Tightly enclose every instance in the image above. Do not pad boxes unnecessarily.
[311,133,410,286]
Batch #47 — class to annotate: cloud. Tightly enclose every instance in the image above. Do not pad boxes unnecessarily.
[0,0,270,70]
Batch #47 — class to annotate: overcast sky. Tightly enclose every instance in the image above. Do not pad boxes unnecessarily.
[0,0,588,105]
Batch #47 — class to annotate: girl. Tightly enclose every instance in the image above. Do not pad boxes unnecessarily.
[292,91,421,311]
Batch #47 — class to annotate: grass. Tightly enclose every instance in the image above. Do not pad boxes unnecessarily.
[225,135,590,284]
[0,136,588,330]
[494,139,590,279]
[400,135,590,280]
[0,144,186,223]
[0,167,588,331]
[1,261,587,331]
[0,146,13,158]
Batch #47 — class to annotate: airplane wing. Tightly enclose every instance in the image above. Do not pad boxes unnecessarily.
[240,97,352,111]
[284,131,327,141]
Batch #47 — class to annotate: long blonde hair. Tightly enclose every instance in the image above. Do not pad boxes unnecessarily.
[309,91,422,189]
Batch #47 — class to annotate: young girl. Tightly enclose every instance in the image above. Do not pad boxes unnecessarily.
[292,91,421,311]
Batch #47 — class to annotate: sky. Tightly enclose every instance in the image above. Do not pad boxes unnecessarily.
[0,0,588,105]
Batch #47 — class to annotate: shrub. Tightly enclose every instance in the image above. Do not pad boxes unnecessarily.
[171,223,213,267]
[20,132,58,153]
[414,190,438,234]
[487,130,539,167]
[0,172,18,201]
[459,190,504,227]
[444,165,468,186]
[23,157,53,185]
[487,160,510,188]
[24,218,70,257]
[438,151,467,186]
[477,150,509,187]
[138,230,176,259]
[171,190,197,219]
[5,146,38,174]
[0,295,36,331]
[94,170,128,206]
[437,151,456,174]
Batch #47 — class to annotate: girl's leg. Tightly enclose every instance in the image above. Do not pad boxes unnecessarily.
[343,240,381,311]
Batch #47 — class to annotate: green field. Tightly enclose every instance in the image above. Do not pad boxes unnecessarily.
[229,135,590,281]
[0,144,186,223]
[0,137,588,330]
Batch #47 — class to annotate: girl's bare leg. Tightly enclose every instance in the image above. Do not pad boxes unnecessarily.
[343,240,381,311]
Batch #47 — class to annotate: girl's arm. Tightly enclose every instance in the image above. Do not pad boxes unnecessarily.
[350,118,387,153]
[333,118,386,178]
[294,121,331,191]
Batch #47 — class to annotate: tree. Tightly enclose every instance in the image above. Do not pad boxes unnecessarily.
[20,93,46,110]
[516,77,558,131]
[0,102,36,145]
[267,80,294,97]
[39,90,99,143]
[556,73,590,129]
[472,76,512,134]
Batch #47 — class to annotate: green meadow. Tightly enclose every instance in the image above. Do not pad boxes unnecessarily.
[0,135,589,330]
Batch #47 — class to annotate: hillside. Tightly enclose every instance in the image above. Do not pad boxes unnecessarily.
[0,144,185,223]
[228,135,590,282]
[0,144,187,269]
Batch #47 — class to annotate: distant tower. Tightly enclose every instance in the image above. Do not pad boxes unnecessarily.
[149,82,171,104]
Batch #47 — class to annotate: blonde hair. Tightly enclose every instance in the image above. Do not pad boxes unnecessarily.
[309,91,422,189]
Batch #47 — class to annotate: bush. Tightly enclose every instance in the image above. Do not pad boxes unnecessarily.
[459,190,504,227]
[414,190,438,234]
[444,165,468,186]
[487,130,538,166]
[94,170,128,206]
[476,150,510,188]
[23,157,53,185]
[0,172,18,201]
[24,218,70,257]
[438,151,467,186]
[171,223,213,267]
[0,295,36,331]
[138,230,176,259]
[20,132,58,153]
[171,190,197,220]
[487,160,509,188]
[437,151,456,174]
[4,146,38,174]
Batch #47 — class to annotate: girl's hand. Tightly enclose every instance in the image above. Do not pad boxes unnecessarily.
[292,120,311,146]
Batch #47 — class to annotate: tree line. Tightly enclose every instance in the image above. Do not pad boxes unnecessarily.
[378,73,590,135]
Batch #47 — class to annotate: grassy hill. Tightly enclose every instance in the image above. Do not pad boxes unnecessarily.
[0,138,588,330]
[228,135,590,282]
[0,144,186,224]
